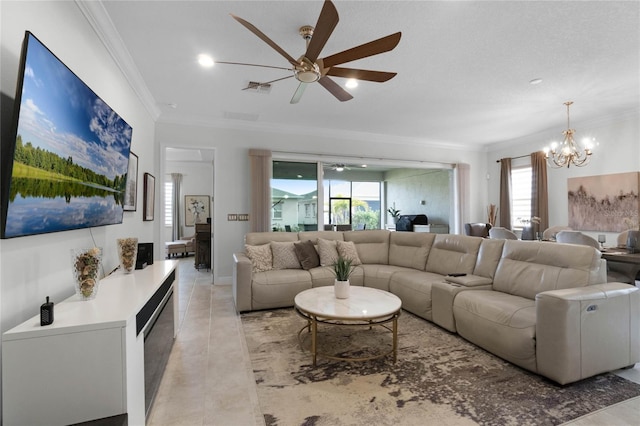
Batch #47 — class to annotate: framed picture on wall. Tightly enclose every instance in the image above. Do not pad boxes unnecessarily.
[143,172,155,221]
[185,195,210,226]
[123,151,138,211]
[568,172,640,232]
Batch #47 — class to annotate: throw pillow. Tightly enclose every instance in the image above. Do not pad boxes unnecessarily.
[317,238,339,266]
[294,240,320,270]
[245,244,272,273]
[271,241,301,270]
[336,240,362,265]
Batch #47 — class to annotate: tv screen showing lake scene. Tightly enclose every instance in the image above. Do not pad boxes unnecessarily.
[2,32,132,238]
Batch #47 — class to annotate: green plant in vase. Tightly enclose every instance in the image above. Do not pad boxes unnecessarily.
[332,256,353,299]
[332,256,354,281]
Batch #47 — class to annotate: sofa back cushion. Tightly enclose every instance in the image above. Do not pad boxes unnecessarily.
[474,238,506,278]
[425,234,482,276]
[389,232,435,270]
[245,232,298,245]
[493,240,604,299]
[298,231,345,244]
[343,230,390,265]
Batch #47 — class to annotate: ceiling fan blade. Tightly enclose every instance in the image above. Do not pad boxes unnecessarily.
[290,83,308,104]
[242,75,294,91]
[216,61,294,72]
[230,14,299,67]
[318,76,353,102]
[304,0,339,63]
[321,32,402,68]
[326,67,397,82]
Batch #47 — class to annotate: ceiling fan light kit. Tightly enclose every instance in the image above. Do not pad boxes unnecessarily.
[226,0,401,104]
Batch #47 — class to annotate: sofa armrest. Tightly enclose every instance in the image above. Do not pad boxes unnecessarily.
[444,274,493,287]
[536,283,640,385]
[232,252,253,312]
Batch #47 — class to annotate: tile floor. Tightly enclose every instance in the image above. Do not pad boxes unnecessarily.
[147,259,640,425]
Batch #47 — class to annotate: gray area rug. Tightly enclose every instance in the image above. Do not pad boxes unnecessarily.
[241,308,640,426]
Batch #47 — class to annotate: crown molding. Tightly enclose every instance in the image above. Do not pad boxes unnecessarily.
[156,113,484,153]
[75,0,161,121]
[485,107,640,153]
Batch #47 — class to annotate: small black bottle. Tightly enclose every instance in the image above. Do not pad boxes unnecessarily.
[40,296,54,326]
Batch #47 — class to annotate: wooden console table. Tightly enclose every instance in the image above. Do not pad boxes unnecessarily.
[2,261,179,426]
[195,223,211,270]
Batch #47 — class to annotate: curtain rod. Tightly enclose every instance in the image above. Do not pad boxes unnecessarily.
[495,154,530,163]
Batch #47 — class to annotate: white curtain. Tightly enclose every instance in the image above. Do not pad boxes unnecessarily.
[171,173,182,240]
[452,163,470,235]
[249,149,272,232]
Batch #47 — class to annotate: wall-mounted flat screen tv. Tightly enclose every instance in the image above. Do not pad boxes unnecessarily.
[1,31,133,239]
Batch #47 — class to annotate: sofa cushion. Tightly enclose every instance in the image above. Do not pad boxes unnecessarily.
[493,240,603,300]
[317,238,339,266]
[359,264,412,291]
[474,238,505,279]
[453,290,537,371]
[251,269,312,310]
[425,234,482,276]
[344,230,390,265]
[294,240,320,270]
[271,241,301,270]
[389,270,446,321]
[336,240,362,265]
[309,265,365,288]
[245,244,272,272]
[298,231,344,244]
[245,232,299,245]
[388,232,434,270]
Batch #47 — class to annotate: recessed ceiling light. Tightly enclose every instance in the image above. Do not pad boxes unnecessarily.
[198,54,214,68]
[529,78,543,85]
[345,79,358,89]
[361,164,367,168]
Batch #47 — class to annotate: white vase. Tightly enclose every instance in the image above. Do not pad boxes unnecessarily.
[334,279,350,299]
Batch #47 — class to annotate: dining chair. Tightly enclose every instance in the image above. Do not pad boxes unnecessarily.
[489,227,518,240]
[555,230,601,249]
[542,225,572,241]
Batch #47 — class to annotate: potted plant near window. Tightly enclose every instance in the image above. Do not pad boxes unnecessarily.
[332,256,354,299]
[388,207,401,224]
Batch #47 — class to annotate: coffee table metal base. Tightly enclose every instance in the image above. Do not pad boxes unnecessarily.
[294,306,400,366]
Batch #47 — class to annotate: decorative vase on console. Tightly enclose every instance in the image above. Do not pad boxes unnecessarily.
[117,237,138,273]
[332,256,353,299]
[71,247,102,300]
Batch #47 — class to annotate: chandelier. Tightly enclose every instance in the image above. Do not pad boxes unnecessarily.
[543,101,594,168]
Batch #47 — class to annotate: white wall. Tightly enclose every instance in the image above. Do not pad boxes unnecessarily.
[385,168,451,226]
[155,122,488,281]
[486,111,640,242]
[0,0,157,343]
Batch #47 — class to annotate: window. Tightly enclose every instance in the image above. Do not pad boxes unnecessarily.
[324,180,381,229]
[272,201,283,220]
[511,165,532,230]
[164,181,173,227]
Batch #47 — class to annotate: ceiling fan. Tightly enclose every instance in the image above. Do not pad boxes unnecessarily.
[221,0,401,104]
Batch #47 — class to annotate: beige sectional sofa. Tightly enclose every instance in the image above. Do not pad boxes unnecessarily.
[232,229,640,384]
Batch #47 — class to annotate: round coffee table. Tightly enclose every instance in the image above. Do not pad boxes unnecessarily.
[294,286,402,366]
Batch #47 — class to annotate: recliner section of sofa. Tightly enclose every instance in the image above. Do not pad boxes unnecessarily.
[232,229,639,384]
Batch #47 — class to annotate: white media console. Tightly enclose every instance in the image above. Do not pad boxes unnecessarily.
[2,260,179,426]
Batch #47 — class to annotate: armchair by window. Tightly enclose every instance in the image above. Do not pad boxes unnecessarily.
[464,223,492,238]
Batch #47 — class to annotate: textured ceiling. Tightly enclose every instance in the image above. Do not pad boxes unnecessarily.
[95,0,639,149]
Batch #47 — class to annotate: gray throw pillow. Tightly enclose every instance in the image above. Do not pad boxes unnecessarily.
[294,240,320,270]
